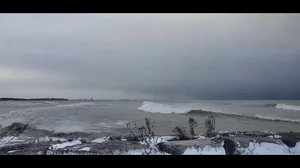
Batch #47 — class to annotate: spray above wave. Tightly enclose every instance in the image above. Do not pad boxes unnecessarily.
[138,101,300,123]
[275,104,300,111]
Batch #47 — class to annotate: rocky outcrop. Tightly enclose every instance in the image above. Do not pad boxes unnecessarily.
[157,139,222,155]
[1,122,300,155]
[157,131,289,155]
[80,141,148,155]
[277,132,300,147]
[221,136,284,155]
[0,138,148,155]
[0,123,28,138]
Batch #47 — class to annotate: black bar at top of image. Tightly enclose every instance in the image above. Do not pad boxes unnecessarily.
[0,0,299,13]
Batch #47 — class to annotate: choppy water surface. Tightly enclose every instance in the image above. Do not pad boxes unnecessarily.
[0,100,300,137]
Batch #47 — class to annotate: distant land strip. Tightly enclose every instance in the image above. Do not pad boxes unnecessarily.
[0,98,68,101]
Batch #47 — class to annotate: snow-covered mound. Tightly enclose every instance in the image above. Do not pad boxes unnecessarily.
[238,142,300,155]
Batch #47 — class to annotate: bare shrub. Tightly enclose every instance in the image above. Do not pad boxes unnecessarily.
[145,118,154,136]
[188,118,198,137]
[125,118,155,141]
[204,115,216,136]
[172,126,190,140]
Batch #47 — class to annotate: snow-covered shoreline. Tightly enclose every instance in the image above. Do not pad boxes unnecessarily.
[1,133,300,155]
[1,122,300,155]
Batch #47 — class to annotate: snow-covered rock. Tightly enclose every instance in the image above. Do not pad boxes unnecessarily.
[157,139,222,155]
[50,140,82,150]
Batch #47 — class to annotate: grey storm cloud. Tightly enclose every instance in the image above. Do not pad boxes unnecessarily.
[0,14,300,99]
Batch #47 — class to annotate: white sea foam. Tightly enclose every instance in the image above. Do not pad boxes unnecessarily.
[275,104,300,111]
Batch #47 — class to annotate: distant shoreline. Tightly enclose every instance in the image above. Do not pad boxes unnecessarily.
[0,98,68,101]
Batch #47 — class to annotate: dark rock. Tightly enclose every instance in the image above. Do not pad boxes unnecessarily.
[0,122,28,138]
[157,139,222,155]
[239,131,274,137]
[223,139,237,155]
[89,140,148,154]
[220,136,284,155]
[277,132,300,147]
[217,131,274,138]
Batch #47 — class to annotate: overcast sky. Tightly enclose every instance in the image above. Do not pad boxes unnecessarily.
[0,14,300,99]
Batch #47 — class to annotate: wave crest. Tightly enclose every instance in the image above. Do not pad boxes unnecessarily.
[275,104,300,111]
[138,101,195,114]
[138,101,300,123]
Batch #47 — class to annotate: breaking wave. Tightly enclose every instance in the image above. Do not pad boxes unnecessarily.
[137,101,194,114]
[138,101,300,123]
[275,104,300,111]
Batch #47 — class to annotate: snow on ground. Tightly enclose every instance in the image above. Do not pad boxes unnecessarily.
[262,130,274,134]
[34,137,68,143]
[195,135,207,139]
[36,136,50,142]
[112,149,170,155]
[139,136,177,148]
[51,137,67,142]
[91,137,109,143]
[8,150,20,153]
[290,142,300,154]
[238,142,291,155]
[267,135,281,139]
[1,134,300,155]
[0,136,26,147]
[79,147,90,151]
[183,146,226,155]
[237,141,300,155]
[50,140,82,150]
